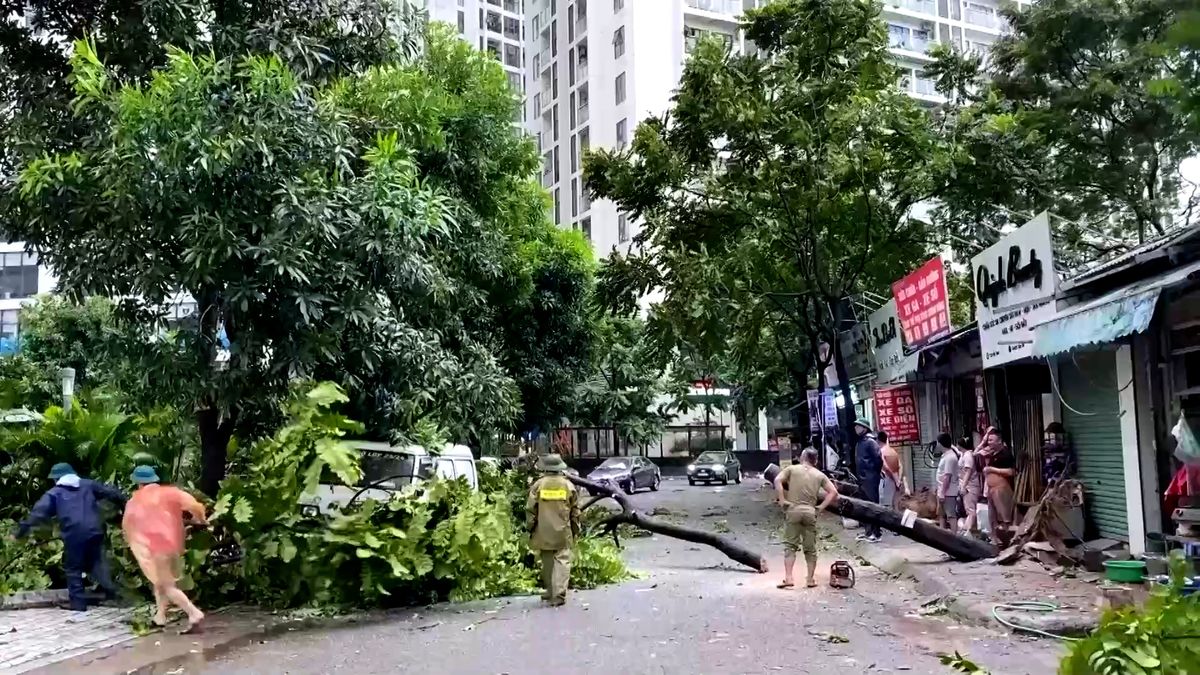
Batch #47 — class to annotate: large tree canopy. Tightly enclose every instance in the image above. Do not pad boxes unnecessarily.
[585,0,949,432]
[928,0,1200,254]
[10,25,590,495]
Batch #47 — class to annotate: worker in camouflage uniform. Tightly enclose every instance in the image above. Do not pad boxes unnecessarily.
[526,454,580,606]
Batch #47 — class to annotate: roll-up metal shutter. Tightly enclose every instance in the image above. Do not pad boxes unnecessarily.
[911,382,940,492]
[1059,350,1127,540]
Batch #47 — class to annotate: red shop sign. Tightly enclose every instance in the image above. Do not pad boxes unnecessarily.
[891,256,951,350]
[873,385,920,444]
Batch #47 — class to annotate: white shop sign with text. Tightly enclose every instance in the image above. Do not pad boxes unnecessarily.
[971,212,1060,368]
[869,298,919,384]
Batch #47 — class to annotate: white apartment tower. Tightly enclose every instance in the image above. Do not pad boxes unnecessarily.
[523,0,1024,258]
[425,0,528,100]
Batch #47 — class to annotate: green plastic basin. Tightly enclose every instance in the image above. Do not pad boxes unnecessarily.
[1104,560,1147,583]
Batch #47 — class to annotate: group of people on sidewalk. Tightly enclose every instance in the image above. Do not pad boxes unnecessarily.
[932,427,1016,539]
[9,463,208,632]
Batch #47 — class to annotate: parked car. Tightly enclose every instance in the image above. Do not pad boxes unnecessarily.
[299,442,478,517]
[586,456,661,494]
[687,450,741,486]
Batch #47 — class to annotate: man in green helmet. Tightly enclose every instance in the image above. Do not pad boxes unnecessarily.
[526,454,580,606]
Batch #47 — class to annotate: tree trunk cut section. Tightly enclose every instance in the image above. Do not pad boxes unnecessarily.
[764,465,997,562]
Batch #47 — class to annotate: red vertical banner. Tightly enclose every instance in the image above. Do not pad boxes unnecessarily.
[891,256,951,350]
[873,385,920,444]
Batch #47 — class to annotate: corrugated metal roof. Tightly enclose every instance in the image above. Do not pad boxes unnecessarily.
[1062,226,1200,290]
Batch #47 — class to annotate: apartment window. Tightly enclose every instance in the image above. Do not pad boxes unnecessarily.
[614,0,623,10]
[581,217,592,242]
[613,26,625,58]
[616,118,627,148]
[579,126,590,154]
[618,214,629,243]
[551,20,558,55]
[504,16,521,40]
[571,134,578,172]
[486,38,502,60]
[504,43,522,67]
[0,252,38,299]
[569,47,576,85]
[552,69,559,98]
[580,178,591,211]
[457,11,466,33]
[568,4,575,41]
[486,11,502,33]
[571,178,579,217]
[553,146,560,182]
[552,105,559,140]
[615,72,626,103]
[554,188,561,224]
[504,0,520,12]
[577,82,589,125]
[570,91,576,128]
[542,150,555,185]
[0,308,18,342]
[684,26,733,53]
[509,71,523,92]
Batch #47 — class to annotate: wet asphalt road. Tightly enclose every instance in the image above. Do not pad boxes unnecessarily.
[199,477,1065,675]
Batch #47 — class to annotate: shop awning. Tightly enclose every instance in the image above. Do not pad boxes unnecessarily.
[1031,258,1200,357]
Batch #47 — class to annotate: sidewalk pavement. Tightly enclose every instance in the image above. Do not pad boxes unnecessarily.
[827,515,1104,637]
[0,605,134,674]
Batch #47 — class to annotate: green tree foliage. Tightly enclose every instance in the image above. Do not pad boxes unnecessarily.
[11,27,582,495]
[928,0,1200,251]
[195,383,626,608]
[496,226,598,435]
[585,0,947,435]
[572,316,682,451]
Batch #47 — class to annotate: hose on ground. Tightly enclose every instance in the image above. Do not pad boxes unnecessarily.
[991,601,1082,642]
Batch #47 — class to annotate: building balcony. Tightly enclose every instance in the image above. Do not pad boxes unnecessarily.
[576,60,589,83]
[575,17,587,38]
[578,103,589,124]
[890,36,934,55]
[965,9,1002,30]
[885,0,937,15]
[684,0,741,16]
[539,8,552,33]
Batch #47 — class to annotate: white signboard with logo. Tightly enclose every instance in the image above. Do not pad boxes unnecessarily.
[869,299,919,384]
[971,212,1059,368]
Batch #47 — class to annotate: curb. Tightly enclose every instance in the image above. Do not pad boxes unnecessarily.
[0,589,68,611]
[830,522,1098,636]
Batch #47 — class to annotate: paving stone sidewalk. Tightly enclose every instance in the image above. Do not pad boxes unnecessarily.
[0,605,135,674]
[828,516,1108,636]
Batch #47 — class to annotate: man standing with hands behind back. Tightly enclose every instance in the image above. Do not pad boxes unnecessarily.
[774,448,839,589]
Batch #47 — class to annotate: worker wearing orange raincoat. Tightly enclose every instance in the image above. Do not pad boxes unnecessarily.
[121,465,207,631]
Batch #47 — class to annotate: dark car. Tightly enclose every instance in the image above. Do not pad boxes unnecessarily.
[586,456,661,494]
[687,450,741,486]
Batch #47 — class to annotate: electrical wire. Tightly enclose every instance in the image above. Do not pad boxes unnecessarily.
[991,601,1081,641]
[1046,356,1099,417]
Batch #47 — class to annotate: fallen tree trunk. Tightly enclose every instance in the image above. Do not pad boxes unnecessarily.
[566,474,768,573]
[764,464,997,562]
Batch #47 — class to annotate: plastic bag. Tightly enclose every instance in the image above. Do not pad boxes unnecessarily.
[976,503,991,535]
[1171,413,1200,466]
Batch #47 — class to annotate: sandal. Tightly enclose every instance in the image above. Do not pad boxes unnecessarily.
[806,580,819,588]
[181,614,205,635]
[776,581,795,589]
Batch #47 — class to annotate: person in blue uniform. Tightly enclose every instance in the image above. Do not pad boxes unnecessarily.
[12,463,127,611]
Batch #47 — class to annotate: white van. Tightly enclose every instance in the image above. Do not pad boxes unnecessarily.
[298,442,478,517]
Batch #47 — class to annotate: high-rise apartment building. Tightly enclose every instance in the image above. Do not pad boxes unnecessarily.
[523,0,1025,258]
[425,0,528,100]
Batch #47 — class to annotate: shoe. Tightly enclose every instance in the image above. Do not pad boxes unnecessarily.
[548,598,566,607]
[866,534,881,543]
[854,534,869,542]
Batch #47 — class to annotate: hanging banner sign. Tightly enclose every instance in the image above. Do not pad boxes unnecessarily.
[971,212,1059,368]
[891,255,952,349]
[873,385,920,444]
[807,389,838,432]
[838,322,875,380]
[869,299,919,384]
